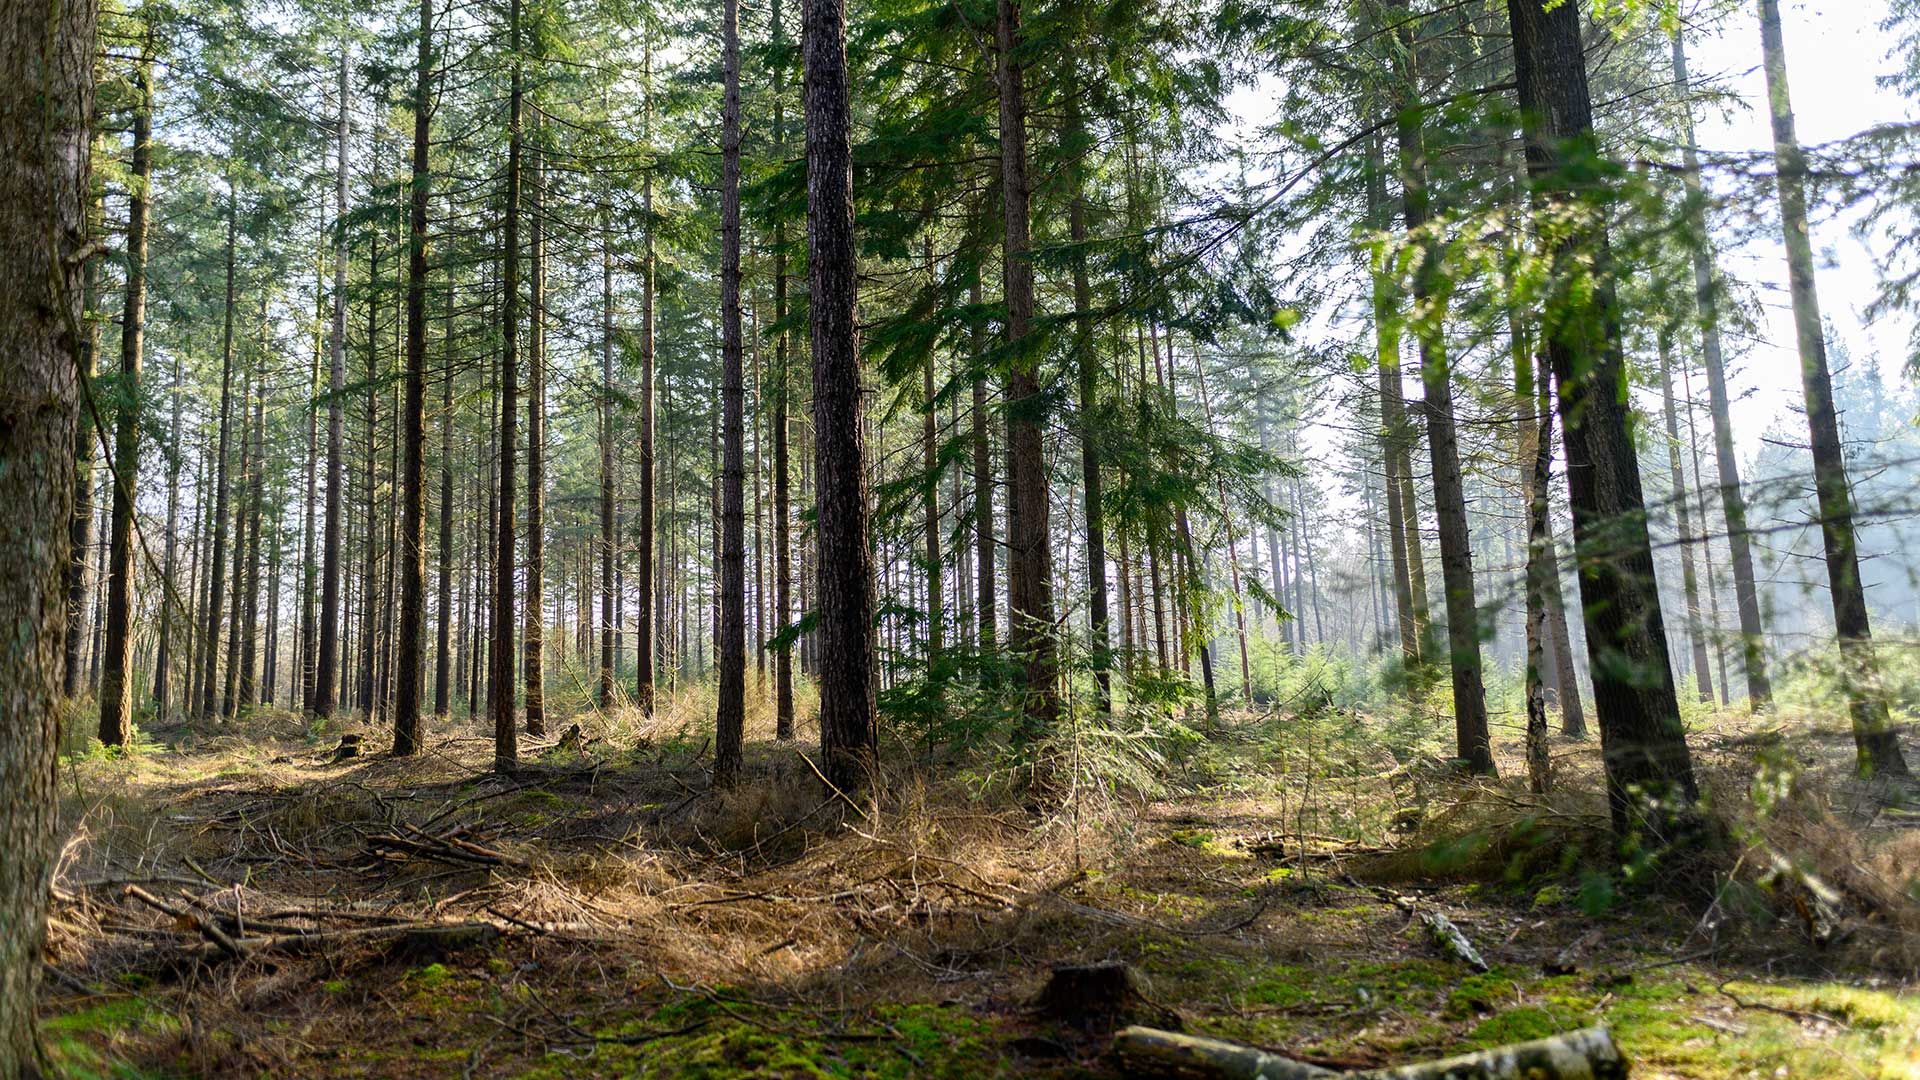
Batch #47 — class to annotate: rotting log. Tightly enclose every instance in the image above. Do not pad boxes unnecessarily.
[1112,1024,1627,1080]
[1111,1027,1334,1079]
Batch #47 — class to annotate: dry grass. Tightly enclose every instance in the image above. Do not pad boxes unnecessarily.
[35,684,1920,1078]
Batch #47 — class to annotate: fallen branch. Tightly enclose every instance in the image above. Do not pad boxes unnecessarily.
[1112,1024,1627,1079]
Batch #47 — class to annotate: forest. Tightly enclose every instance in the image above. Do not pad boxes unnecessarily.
[3,0,1920,1074]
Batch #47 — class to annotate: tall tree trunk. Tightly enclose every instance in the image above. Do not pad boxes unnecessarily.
[995,0,1058,735]
[771,0,795,738]
[236,368,264,709]
[599,220,617,709]
[1392,35,1492,772]
[64,203,100,701]
[922,244,945,668]
[1366,134,1421,666]
[523,129,546,738]
[201,193,239,719]
[395,0,433,755]
[716,0,748,786]
[635,49,657,719]
[156,344,185,720]
[0,0,92,1063]
[1518,326,1554,794]
[1657,339,1714,704]
[315,49,350,721]
[359,231,381,716]
[492,0,524,772]
[101,24,154,744]
[1757,0,1908,778]
[1507,0,1697,836]
[434,281,454,716]
[1068,87,1109,713]
[970,268,996,661]
[300,249,322,713]
[1671,29,1772,708]
[807,0,878,789]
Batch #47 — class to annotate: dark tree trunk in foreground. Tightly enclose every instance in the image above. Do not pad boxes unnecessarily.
[101,26,155,746]
[806,0,878,790]
[716,0,748,786]
[492,0,524,773]
[1671,29,1773,709]
[0,0,92,1064]
[995,0,1058,736]
[1507,0,1697,837]
[1757,0,1909,778]
[395,0,433,756]
[315,49,350,721]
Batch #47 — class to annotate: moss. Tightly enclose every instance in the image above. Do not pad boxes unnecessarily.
[1469,1005,1563,1044]
[407,963,454,989]
[1444,970,1519,1018]
[322,979,350,995]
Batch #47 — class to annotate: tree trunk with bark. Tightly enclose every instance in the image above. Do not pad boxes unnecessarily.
[1507,0,1698,837]
[1757,0,1909,778]
[716,0,748,786]
[0,0,92,1064]
[806,0,879,790]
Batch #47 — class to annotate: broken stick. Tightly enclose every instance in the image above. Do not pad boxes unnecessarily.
[1112,1024,1627,1080]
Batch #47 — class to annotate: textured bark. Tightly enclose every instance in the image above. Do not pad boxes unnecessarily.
[1757,0,1908,778]
[235,370,264,710]
[716,0,747,787]
[0,0,92,1065]
[1508,0,1697,836]
[314,49,350,721]
[806,0,878,790]
[395,0,433,756]
[995,0,1058,735]
[101,26,154,745]
[1671,30,1772,708]
[1393,42,1492,773]
[1519,340,1554,795]
[299,256,322,713]
[493,0,524,772]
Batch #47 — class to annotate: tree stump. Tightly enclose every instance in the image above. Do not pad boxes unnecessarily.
[1031,962,1182,1034]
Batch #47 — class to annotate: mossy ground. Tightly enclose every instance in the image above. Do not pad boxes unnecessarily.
[38,695,1920,1078]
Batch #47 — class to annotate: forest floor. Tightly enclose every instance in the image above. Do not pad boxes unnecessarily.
[36,685,1920,1079]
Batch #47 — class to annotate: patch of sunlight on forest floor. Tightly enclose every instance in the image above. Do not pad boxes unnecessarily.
[36,684,1920,1078]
